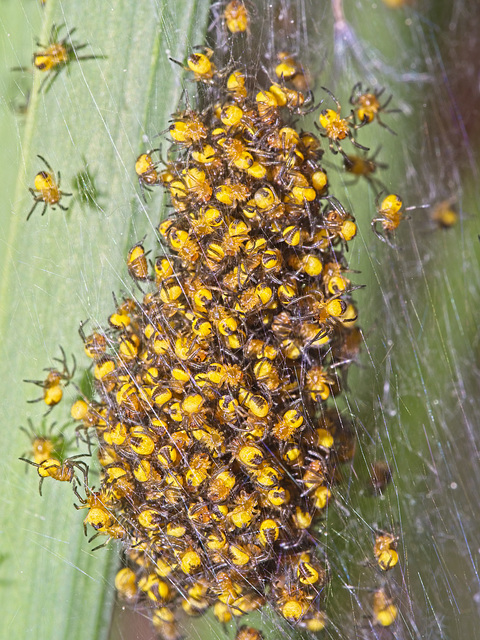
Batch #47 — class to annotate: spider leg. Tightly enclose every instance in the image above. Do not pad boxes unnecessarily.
[371,218,397,249]
[75,54,108,62]
[37,155,54,173]
[321,85,341,111]
[65,26,78,39]
[353,115,369,130]
[71,42,88,53]
[376,116,397,136]
[26,197,42,221]
[42,67,62,94]
[349,81,362,104]
[379,91,391,107]
[350,137,369,151]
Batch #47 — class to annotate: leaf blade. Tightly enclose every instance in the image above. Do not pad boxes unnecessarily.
[0,2,211,639]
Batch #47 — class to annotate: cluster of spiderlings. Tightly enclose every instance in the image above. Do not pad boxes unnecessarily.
[18,40,405,637]
[65,57,365,638]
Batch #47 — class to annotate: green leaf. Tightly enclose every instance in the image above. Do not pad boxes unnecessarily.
[0,1,211,639]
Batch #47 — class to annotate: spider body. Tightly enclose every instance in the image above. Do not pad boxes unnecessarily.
[27,155,72,220]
